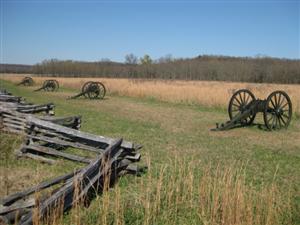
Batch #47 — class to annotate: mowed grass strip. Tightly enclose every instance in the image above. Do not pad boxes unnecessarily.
[0,79,299,224]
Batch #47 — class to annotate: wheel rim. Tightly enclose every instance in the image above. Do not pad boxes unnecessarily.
[54,80,59,91]
[94,82,106,99]
[264,91,292,130]
[82,81,93,98]
[228,89,256,125]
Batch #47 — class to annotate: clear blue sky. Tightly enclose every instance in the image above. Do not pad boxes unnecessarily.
[1,0,299,64]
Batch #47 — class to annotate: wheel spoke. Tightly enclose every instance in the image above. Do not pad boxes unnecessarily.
[278,98,286,109]
[232,103,240,108]
[267,113,273,123]
[277,115,282,128]
[245,94,250,105]
[281,102,289,110]
[274,116,278,129]
[277,93,282,108]
[282,114,290,119]
[278,114,287,126]
[234,96,241,106]
[270,114,276,128]
[238,92,244,105]
[274,93,278,107]
[270,99,276,109]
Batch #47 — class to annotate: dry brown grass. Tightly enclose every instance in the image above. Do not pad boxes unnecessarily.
[1,73,300,114]
[27,158,292,225]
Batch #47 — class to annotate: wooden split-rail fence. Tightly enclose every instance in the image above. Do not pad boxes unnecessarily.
[0,89,144,225]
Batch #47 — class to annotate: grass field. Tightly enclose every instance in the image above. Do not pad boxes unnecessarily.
[0,77,300,225]
[1,74,300,115]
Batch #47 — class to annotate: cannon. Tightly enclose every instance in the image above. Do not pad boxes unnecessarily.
[69,81,106,99]
[34,79,59,92]
[212,89,292,131]
[17,77,34,86]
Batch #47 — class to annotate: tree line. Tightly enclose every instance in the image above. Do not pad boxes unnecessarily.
[1,55,300,84]
[0,64,33,74]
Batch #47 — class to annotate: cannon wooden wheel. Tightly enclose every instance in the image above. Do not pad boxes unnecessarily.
[53,80,59,90]
[228,89,256,125]
[82,81,93,98]
[93,82,106,99]
[36,80,59,92]
[263,90,292,130]
[87,82,106,99]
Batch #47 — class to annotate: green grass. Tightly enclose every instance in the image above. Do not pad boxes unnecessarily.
[0,80,300,225]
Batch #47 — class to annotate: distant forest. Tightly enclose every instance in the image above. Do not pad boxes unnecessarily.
[0,64,33,74]
[1,55,300,84]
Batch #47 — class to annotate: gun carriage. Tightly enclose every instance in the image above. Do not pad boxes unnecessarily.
[69,81,106,99]
[34,80,59,92]
[212,89,292,131]
[17,77,34,86]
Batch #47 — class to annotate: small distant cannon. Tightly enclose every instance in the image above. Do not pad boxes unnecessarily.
[17,77,34,86]
[34,80,59,92]
[69,81,106,100]
[212,89,292,131]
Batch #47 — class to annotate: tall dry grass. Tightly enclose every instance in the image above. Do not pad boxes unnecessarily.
[28,156,292,225]
[1,74,300,115]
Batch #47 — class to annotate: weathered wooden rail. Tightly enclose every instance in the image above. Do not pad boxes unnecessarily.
[0,90,22,103]
[0,89,144,224]
[0,102,55,115]
[0,139,143,225]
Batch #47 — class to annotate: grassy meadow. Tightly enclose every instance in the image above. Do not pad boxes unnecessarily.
[0,75,300,225]
[1,74,300,115]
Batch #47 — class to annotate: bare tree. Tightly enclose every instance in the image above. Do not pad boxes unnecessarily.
[125,54,138,64]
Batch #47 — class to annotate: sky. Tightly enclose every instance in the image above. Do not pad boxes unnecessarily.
[0,0,299,65]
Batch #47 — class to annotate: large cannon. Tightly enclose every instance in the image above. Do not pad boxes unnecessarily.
[69,81,106,99]
[17,77,34,86]
[34,79,59,92]
[212,89,292,131]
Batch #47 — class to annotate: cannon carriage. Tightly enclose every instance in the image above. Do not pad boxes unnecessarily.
[212,89,292,131]
[69,81,106,100]
[34,79,59,92]
[17,77,34,86]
